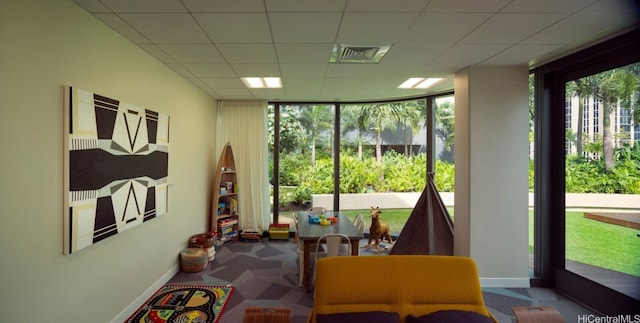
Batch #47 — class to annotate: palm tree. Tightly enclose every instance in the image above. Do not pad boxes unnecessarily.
[598,69,639,171]
[340,105,367,160]
[567,76,598,156]
[359,103,404,163]
[300,105,333,166]
[399,100,424,156]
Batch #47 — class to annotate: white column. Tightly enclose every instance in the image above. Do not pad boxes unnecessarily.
[454,66,530,287]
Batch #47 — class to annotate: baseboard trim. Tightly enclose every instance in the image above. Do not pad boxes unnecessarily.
[480,277,531,288]
[109,264,179,323]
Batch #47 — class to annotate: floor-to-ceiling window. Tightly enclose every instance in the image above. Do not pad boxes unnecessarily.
[269,94,454,232]
[534,28,640,314]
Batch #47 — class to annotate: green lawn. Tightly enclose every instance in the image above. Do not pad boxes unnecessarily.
[343,208,640,277]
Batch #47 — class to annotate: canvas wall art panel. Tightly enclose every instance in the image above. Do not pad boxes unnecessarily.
[63,86,170,254]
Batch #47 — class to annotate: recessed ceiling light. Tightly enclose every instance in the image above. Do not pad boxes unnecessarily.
[241,77,282,88]
[398,77,442,89]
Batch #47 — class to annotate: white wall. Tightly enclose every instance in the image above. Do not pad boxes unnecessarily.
[454,66,530,287]
[0,0,217,321]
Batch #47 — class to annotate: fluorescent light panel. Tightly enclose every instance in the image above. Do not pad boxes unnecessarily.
[242,77,282,88]
[398,77,442,89]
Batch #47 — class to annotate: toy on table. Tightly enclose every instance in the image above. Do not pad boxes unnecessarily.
[308,214,338,225]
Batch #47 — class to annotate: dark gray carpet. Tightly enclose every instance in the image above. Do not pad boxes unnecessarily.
[168,239,598,323]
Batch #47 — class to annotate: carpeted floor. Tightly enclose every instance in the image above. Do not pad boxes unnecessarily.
[167,239,598,323]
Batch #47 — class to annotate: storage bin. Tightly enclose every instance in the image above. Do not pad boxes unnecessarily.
[268,224,290,240]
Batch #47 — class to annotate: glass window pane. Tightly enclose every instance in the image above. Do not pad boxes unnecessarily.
[564,62,640,299]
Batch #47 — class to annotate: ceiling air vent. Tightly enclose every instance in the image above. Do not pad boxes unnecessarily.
[330,44,391,63]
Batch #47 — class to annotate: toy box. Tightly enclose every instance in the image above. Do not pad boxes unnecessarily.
[268,224,290,240]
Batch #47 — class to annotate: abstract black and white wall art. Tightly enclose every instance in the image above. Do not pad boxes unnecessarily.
[63,86,170,254]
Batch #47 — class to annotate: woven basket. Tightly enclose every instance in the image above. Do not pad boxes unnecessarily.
[179,248,209,273]
[189,233,215,248]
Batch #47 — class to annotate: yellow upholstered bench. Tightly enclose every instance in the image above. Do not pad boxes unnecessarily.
[306,255,497,323]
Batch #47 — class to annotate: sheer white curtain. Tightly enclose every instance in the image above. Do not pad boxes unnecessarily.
[216,100,270,231]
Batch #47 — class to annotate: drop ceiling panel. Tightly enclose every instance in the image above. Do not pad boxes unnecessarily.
[337,13,418,44]
[268,13,343,43]
[483,44,563,65]
[279,64,328,77]
[230,64,281,77]
[214,88,255,99]
[322,77,366,89]
[249,88,286,99]
[70,0,637,101]
[165,63,196,78]
[345,0,430,12]
[425,0,511,12]
[158,44,226,63]
[275,44,334,64]
[432,44,511,66]
[118,14,210,43]
[380,43,447,65]
[201,77,246,89]
[460,13,566,44]
[281,78,325,89]
[325,64,375,77]
[501,0,595,13]
[94,14,151,44]
[138,44,178,63]
[183,0,265,12]
[194,13,272,43]
[216,44,278,64]
[99,0,187,12]
[266,0,347,12]
[401,13,492,45]
[73,0,111,13]
[182,63,237,78]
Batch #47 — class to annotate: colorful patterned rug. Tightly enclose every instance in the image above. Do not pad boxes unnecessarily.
[126,285,234,323]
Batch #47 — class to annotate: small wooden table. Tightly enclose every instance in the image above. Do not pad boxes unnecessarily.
[296,211,363,290]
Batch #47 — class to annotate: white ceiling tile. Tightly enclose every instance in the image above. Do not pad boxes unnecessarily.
[158,44,226,63]
[283,89,322,100]
[380,43,447,65]
[401,13,492,44]
[72,0,111,13]
[275,44,334,64]
[72,0,634,101]
[194,13,272,43]
[432,44,511,66]
[425,0,511,12]
[94,13,150,43]
[279,64,328,77]
[266,0,346,12]
[482,44,563,65]
[325,64,374,77]
[460,13,566,44]
[322,77,366,89]
[281,78,325,88]
[201,77,245,89]
[346,0,429,12]
[182,63,237,77]
[231,64,281,77]
[137,44,178,63]
[183,0,265,12]
[337,13,418,44]
[165,63,196,78]
[100,0,187,12]
[269,13,343,43]
[119,13,209,43]
[216,44,278,64]
[215,88,255,99]
[249,88,286,100]
[320,88,356,100]
[501,0,595,14]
